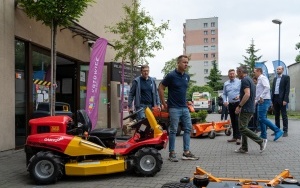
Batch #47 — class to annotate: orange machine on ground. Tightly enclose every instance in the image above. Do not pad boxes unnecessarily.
[162,166,299,188]
[212,119,232,136]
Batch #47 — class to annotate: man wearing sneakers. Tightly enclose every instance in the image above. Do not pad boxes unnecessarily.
[234,66,267,154]
[158,55,199,162]
[254,68,283,141]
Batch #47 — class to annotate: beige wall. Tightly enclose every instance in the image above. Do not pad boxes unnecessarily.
[0,0,16,151]
[0,0,133,151]
[78,0,132,62]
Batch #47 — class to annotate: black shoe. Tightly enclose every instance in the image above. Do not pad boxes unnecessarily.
[182,151,199,160]
[235,147,248,154]
[283,132,288,137]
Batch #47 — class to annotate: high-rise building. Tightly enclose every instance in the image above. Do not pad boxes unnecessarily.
[183,17,219,86]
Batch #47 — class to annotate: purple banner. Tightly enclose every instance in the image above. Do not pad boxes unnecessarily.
[85,38,108,130]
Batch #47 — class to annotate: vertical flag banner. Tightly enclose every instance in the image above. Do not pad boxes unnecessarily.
[255,62,269,80]
[272,60,288,76]
[85,38,108,130]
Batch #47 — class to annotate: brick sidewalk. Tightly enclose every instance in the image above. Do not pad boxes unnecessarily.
[1,114,300,188]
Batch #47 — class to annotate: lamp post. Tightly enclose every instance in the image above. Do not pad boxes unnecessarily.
[272,19,282,66]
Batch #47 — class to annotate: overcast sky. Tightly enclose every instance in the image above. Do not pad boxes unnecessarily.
[140,0,300,79]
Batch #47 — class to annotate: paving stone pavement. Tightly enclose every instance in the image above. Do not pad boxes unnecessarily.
[1,114,300,188]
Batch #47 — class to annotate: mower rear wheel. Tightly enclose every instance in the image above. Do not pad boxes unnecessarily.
[161,182,197,188]
[225,128,232,136]
[28,151,64,185]
[208,131,216,139]
[133,147,163,177]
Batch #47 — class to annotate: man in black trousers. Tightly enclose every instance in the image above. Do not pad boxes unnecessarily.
[271,66,290,137]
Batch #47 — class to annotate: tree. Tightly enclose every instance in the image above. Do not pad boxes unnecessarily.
[205,60,223,91]
[295,40,300,63]
[105,0,169,82]
[18,0,94,115]
[240,39,262,77]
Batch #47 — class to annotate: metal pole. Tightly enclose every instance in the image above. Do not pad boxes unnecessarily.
[50,20,54,116]
[278,24,281,66]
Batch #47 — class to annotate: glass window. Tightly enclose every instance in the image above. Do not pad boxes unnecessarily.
[204,23,208,28]
[204,54,208,58]
[211,53,216,58]
[80,65,89,109]
[204,46,208,51]
[211,38,215,43]
[204,61,208,66]
[204,38,208,43]
[204,30,208,35]
[211,30,215,35]
[211,45,216,50]
[204,69,209,74]
[211,22,215,27]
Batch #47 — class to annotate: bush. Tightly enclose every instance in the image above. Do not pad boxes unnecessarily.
[190,110,207,123]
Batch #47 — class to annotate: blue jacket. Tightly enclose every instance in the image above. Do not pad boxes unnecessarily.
[128,76,160,109]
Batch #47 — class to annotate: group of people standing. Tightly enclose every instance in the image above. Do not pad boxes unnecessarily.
[222,65,290,153]
[127,54,290,161]
[128,55,199,162]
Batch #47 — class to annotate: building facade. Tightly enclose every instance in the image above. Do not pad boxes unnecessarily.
[183,17,219,86]
[0,0,132,151]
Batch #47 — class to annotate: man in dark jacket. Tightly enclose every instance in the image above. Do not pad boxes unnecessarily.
[128,65,160,120]
[271,66,290,137]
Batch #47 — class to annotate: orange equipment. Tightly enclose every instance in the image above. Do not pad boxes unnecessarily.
[190,122,215,139]
[212,119,232,136]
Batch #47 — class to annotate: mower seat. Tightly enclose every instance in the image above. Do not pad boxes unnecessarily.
[90,128,117,139]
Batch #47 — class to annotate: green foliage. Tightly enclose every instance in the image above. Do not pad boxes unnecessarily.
[18,0,94,28]
[190,110,207,123]
[105,0,169,68]
[240,40,262,77]
[205,60,223,91]
[187,85,214,100]
[295,41,300,63]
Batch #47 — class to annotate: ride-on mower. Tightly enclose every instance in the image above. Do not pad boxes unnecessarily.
[25,107,168,185]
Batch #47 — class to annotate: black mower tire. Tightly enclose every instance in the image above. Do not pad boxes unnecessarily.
[28,151,64,185]
[208,131,216,139]
[161,182,197,188]
[225,128,232,136]
[133,147,163,177]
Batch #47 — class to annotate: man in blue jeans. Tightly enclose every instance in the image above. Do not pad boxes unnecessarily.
[254,68,283,141]
[158,55,199,162]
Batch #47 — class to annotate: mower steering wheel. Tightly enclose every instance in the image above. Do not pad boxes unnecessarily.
[123,108,144,120]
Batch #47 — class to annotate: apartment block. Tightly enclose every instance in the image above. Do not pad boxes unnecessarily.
[183,17,219,86]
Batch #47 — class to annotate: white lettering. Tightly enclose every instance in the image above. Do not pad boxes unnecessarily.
[44,136,64,142]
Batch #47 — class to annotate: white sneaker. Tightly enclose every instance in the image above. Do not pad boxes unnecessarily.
[259,139,267,153]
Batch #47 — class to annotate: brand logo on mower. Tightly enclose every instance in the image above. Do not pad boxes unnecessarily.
[44,136,64,142]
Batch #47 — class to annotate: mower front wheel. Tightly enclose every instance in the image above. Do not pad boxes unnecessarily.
[28,151,64,185]
[225,128,232,136]
[133,147,163,177]
[208,131,216,139]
